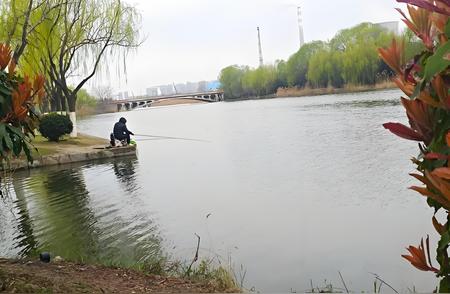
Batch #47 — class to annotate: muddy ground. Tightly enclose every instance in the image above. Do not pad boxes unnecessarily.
[0,258,237,293]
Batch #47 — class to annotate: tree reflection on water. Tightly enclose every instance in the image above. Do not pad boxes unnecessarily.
[6,158,165,268]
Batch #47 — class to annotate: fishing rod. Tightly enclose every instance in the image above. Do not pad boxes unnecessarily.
[134,133,208,142]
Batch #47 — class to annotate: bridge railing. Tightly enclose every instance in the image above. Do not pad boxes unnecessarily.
[109,90,224,104]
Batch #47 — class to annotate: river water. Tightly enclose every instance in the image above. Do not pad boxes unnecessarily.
[0,90,439,292]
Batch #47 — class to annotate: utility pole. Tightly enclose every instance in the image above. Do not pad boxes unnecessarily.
[297,5,305,48]
[257,26,264,67]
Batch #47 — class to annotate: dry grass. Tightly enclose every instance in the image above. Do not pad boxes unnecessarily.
[184,260,241,293]
[76,105,98,117]
[276,81,396,98]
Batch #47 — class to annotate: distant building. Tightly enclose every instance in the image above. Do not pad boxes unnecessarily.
[186,82,198,93]
[174,83,187,94]
[114,91,131,100]
[197,81,208,92]
[207,81,221,91]
[146,87,159,97]
[375,21,399,35]
[145,80,221,97]
[159,85,176,96]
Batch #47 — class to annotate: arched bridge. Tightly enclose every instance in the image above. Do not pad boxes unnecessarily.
[110,90,224,112]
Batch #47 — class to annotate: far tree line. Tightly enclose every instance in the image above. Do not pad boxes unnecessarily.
[218,23,424,99]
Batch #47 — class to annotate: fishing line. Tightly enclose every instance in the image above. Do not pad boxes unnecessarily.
[134,133,208,142]
[134,138,166,142]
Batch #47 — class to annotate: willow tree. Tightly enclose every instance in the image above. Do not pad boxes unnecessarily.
[17,5,68,113]
[0,0,60,64]
[285,41,326,87]
[0,0,62,113]
[37,0,140,136]
[1,0,141,137]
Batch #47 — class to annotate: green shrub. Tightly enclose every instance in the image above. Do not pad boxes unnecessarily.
[39,113,73,142]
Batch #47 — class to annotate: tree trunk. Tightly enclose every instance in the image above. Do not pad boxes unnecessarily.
[49,88,57,112]
[42,100,50,113]
[69,111,77,137]
[59,88,66,113]
[67,93,76,112]
[67,93,77,137]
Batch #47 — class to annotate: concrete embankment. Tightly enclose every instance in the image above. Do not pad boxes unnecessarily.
[5,134,137,171]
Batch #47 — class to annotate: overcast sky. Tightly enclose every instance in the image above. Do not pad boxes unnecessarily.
[89,0,407,96]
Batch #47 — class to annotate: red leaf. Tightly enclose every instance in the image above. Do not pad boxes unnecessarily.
[424,152,448,160]
[402,237,439,273]
[378,38,405,74]
[383,122,424,141]
[400,97,432,140]
[0,44,12,71]
[397,0,450,15]
[433,167,450,180]
[432,216,446,235]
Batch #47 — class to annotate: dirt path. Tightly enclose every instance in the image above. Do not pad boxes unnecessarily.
[0,259,235,293]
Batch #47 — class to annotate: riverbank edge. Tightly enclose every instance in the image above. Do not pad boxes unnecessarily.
[224,82,397,102]
[276,82,397,98]
[4,137,136,171]
[80,98,208,116]
[0,258,239,293]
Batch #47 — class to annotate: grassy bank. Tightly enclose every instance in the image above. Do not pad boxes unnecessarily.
[0,258,240,293]
[30,133,108,157]
[276,81,396,98]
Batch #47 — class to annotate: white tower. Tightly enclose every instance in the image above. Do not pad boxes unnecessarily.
[297,6,305,48]
[257,26,264,67]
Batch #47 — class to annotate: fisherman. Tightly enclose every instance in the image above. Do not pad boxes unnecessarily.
[111,117,134,146]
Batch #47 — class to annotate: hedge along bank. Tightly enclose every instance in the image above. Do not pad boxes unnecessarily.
[39,113,73,142]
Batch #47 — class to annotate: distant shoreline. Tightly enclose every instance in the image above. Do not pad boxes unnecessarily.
[224,81,397,102]
[276,81,396,98]
[91,83,398,115]
[150,98,207,107]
